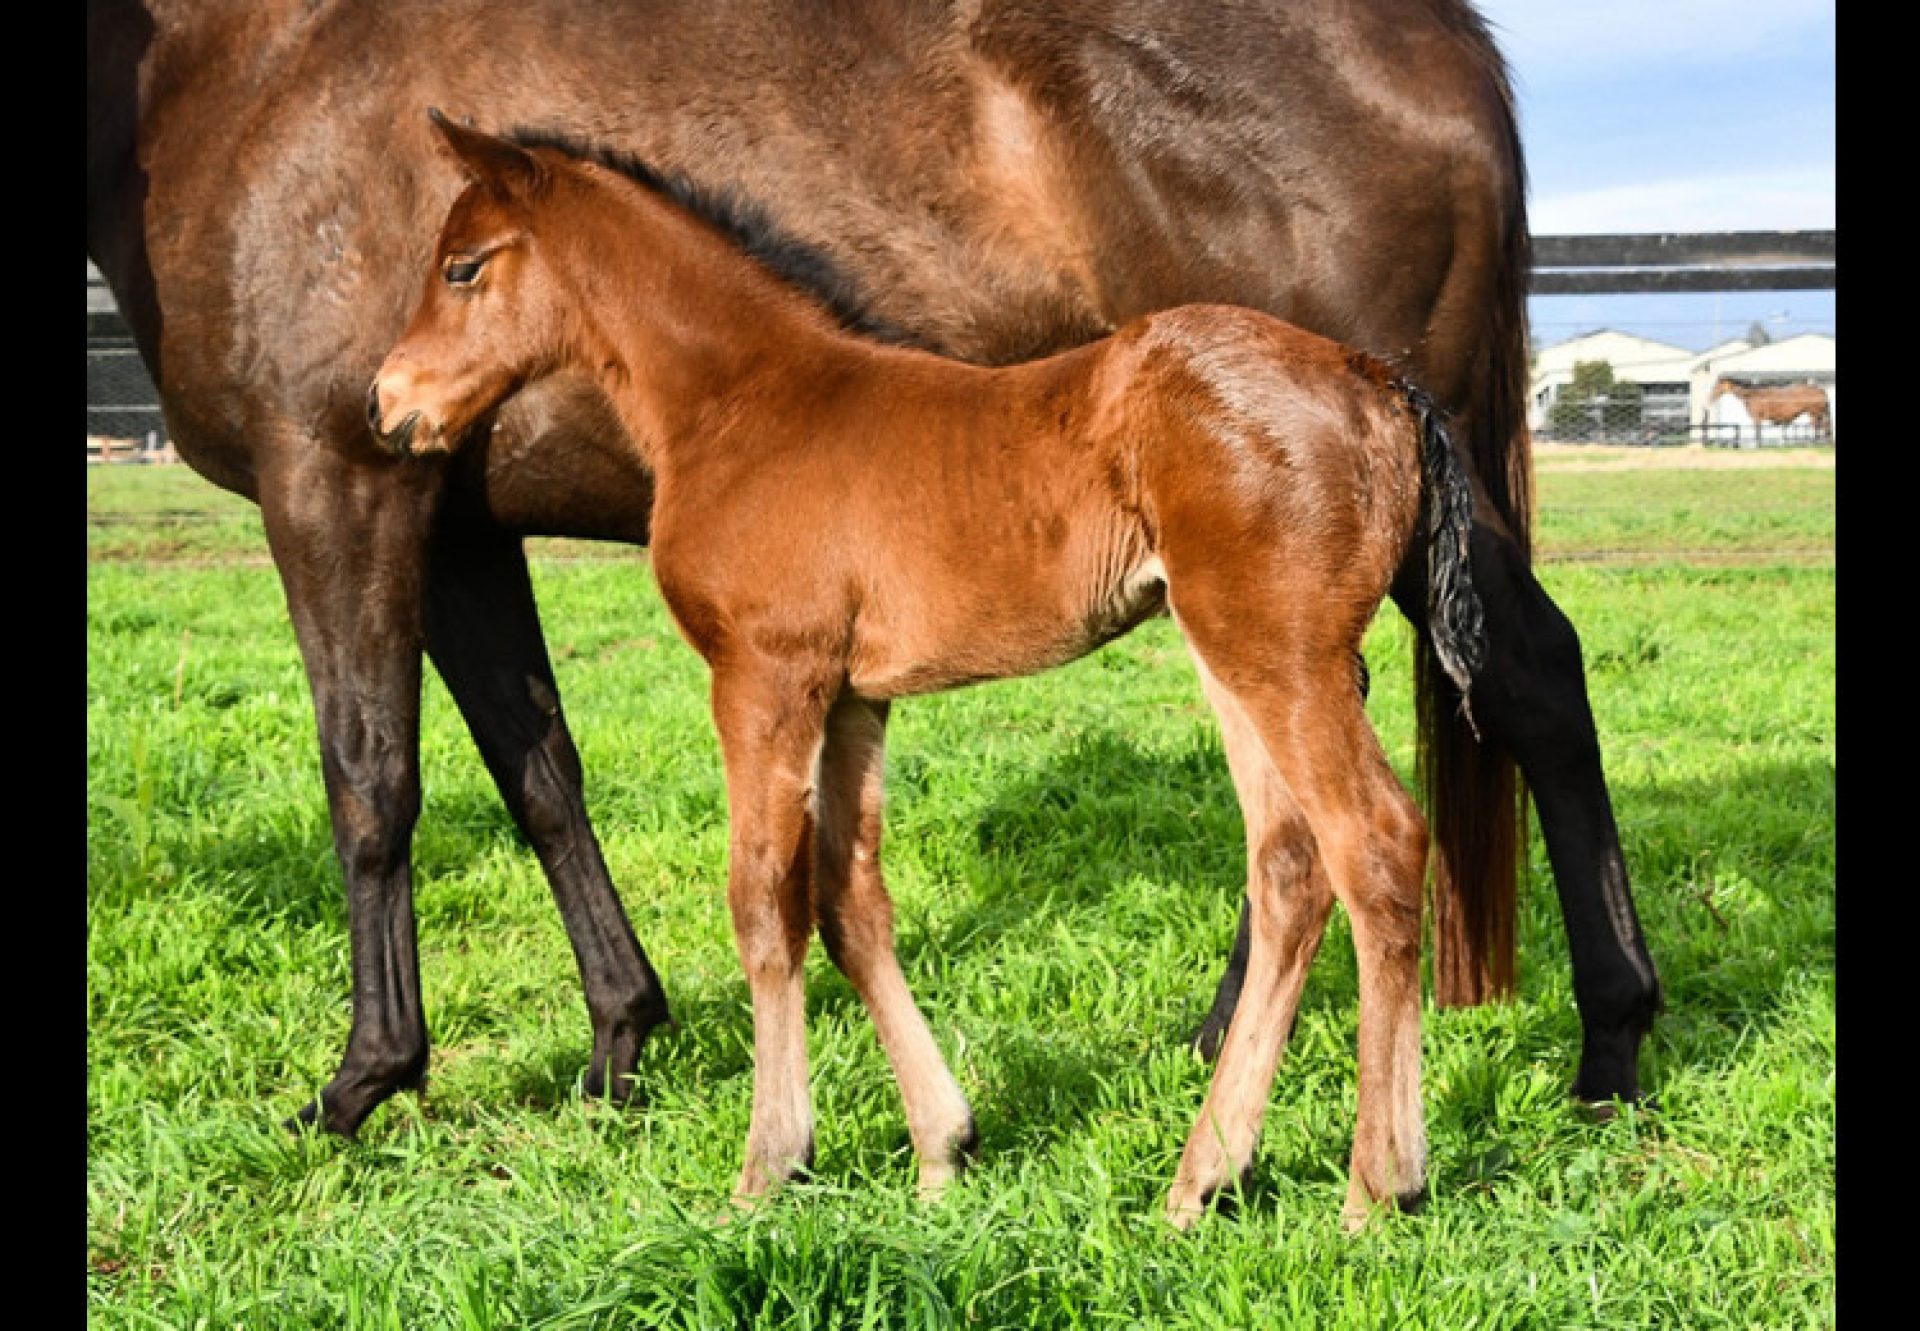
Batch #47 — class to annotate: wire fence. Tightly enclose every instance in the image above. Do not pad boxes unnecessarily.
[1535,392,1834,447]
[87,336,174,464]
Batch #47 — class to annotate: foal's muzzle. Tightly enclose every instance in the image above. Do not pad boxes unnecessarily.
[366,383,423,457]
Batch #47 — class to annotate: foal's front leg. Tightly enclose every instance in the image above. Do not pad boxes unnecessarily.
[710,663,834,1202]
[813,697,977,1197]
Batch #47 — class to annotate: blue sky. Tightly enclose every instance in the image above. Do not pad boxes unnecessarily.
[1474,0,1835,352]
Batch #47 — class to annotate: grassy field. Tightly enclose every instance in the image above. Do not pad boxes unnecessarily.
[87,453,1834,1328]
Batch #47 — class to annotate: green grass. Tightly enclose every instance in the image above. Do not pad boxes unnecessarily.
[87,466,270,563]
[1529,469,1834,562]
[87,462,1833,1328]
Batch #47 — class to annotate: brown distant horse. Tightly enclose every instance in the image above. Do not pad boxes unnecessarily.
[1708,381,1832,436]
[372,116,1489,1225]
[88,0,1660,1141]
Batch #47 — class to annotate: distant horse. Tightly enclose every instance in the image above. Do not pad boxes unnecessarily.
[1708,381,1832,441]
[88,0,1660,1140]
[372,116,1489,1225]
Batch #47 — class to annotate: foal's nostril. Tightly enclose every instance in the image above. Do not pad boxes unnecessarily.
[366,384,383,434]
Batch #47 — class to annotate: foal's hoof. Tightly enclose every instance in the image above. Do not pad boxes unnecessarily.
[916,1116,981,1201]
[1164,1162,1253,1231]
[1340,1181,1427,1233]
[730,1136,816,1210]
[1165,1186,1208,1232]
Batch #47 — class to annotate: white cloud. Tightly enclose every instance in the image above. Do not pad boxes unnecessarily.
[1530,168,1835,234]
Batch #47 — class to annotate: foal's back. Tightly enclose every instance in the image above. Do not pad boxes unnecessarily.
[651,304,1421,700]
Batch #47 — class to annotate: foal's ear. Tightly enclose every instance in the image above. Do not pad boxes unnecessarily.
[427,108,544,198]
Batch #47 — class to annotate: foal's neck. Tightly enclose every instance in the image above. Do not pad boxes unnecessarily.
[553,172,862,475]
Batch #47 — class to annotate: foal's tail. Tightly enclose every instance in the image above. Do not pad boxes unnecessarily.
[1402,382,1487,739]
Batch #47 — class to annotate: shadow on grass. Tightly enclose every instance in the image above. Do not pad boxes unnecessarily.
[164,718,1829,1192]
[900,726,1831,1120]
[485,988,756,1118]
[169,783,550,934]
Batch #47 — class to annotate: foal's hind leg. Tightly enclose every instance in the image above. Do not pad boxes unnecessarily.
[1189,651,1371,1061]
[1171,635,1429,1229]
[709,661,836,1201]
[1165,662,1335,1227]
[1323,744,1430,1228]
[812,697,976,1197]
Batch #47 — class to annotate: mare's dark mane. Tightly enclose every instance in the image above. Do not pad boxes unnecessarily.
[508,127,914,347]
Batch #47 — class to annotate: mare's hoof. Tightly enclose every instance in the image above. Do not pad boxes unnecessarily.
[1575,1091,1659,1124]
[284,1094,363,1141]
[581,997,675,1104]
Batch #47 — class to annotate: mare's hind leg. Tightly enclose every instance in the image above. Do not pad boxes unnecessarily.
[812,697,976,1197]
[423,514,670,1103]
[1440,524,1661,1103]
[709,660,836,1201]
[1170,634,1428,1229]
[1165,660,1336,1227]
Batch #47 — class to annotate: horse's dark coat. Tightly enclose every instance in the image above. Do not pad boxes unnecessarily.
[86,0,1661,1137]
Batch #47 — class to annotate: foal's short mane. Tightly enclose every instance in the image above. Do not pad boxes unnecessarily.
[507,127,914,347]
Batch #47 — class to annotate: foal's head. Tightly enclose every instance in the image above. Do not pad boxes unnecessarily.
[370,111,583,455]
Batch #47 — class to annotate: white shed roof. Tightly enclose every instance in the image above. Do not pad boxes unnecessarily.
[1688,338,1753,371]
[1710,333,1835,377]
[1533,329,1696,385]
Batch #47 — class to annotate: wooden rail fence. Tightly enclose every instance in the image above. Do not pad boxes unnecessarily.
[86,232,1837,458]
[1529,230,1834,294]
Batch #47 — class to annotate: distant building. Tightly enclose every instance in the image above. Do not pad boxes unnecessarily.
[1529,330,1695,438]
[1531,328,1836,445]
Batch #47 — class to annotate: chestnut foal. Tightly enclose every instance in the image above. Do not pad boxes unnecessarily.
[373,115,1487,1227]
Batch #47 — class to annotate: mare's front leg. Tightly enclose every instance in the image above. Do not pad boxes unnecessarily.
[709,659,837,1201]
[423,513,671,1103]
[261,446,442,1137]
[812,697,977,1197]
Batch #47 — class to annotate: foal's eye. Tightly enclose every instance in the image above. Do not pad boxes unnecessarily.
[443,256,484,286]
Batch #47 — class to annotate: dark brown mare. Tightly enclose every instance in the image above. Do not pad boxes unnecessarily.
[87,0,1660,1140]
[374,118,1491,1223]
